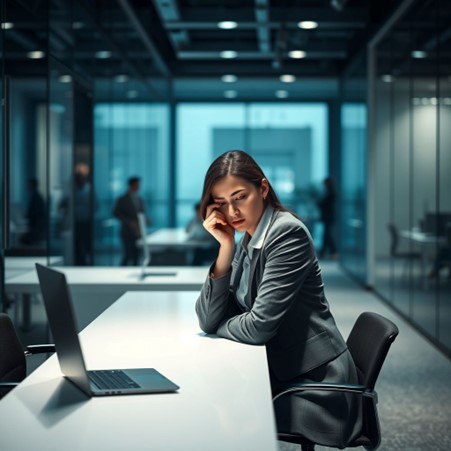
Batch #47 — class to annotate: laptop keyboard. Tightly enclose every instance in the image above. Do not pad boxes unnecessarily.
[89,370,141,390]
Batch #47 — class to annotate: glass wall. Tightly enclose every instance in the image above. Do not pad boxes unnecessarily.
[176,102,329,249]
[94,103,170,265]
[372,0,451,356]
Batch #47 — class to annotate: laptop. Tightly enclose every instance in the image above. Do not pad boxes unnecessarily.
[35,263,179,397]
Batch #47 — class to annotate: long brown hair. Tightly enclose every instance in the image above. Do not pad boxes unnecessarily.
[199,150,287,219]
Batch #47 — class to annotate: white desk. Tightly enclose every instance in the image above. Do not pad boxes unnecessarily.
[144,228,213,249]
[141,228,216,265]
[400,230,447,284]
[0,291,278,451]
[5,256,63,280]
[5,266,208,330]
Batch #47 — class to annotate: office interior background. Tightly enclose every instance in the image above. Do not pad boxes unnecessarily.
[0,0,450,360]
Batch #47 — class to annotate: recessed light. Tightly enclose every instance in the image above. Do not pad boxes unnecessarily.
[58,75,72,83]
[224,90,237,99]
[27,51,45,59]
[411,50,427,59]
[288,50,306,59]
[279,74,296,83]
[95,50,112,59]
[220,50,238,59]
[381,74,395,83]
[297,21,318,29]
[1,22,14,30]
[221,74,238,83]
[275,90,289,99]
[115,74,129,83]
[218,21,238,30]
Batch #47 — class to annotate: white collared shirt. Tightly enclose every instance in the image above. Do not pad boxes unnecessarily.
[236,206,274,310]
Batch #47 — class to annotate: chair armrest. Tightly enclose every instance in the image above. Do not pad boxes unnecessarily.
[25,344,56,355]
[273,382,375,403]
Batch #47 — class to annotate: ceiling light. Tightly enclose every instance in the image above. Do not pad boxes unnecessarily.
[1,22,14,30]
[218,21,238,30]
[279,74,296,83]
[224,90,237,99]
[95,50,112,59]
[411,50,427,59]
[58,75,72,83]
[297,21,318,29]
[114,74,129,83]
[221,74,238,83]
[381,74,395,83]
[220,50,237,59]
[27,51,45,59]
[288,50,306,59]
[275,90,289,99]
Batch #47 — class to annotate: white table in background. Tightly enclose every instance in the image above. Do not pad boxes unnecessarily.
[5,266,208,330]
[0,291,278,451]
[400,230,447,284]
[142,228,215,264]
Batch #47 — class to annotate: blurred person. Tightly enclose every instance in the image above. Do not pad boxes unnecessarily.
[20,178,46,246]
[317,176,337,259]
[185,202,219,265]
[112,176,150,266]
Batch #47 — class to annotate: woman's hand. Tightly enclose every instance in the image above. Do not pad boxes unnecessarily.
[203,203,235,246]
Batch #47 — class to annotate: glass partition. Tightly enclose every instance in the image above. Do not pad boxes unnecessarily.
[372,0,451,356]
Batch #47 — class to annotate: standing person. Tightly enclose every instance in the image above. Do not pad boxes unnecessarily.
[195,150,361,448]
[317,176,337,259]
[73,165,95,265]
[20,178,46,246]
[112,176,149,266]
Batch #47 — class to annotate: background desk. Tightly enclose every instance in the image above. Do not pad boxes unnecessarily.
[5,266,208,330]
[400,230,447,282]
[142,228,216,265]
[0,291,278,451]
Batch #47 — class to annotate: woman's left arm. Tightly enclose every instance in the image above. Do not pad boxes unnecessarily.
[216,223,315,345]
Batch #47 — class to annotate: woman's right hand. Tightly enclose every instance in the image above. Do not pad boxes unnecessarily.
[203,203,235,247]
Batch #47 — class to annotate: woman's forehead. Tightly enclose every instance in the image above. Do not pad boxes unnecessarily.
[211,175,253,197]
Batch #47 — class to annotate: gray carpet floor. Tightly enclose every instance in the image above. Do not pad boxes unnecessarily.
[279,261,451,451]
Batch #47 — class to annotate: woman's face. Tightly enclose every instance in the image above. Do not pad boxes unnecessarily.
[211,175,269,236]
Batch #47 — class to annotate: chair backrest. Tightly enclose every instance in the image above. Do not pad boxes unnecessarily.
[346,312,399,390]
[387,223,398,256]
[0,313,26,382]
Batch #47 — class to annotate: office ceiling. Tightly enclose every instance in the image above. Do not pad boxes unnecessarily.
[3,0,450,101]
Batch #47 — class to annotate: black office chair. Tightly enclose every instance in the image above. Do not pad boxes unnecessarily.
[387,223,421,277]
[274,312,399,450]
[0,313,55,398]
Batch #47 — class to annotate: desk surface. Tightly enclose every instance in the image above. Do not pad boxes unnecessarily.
[400,229,447,244]
[144,228,214,248]
[0,291,278,451]
[5,266,209,294]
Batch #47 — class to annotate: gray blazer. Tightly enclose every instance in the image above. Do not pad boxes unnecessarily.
[196,209,362,446]
[196,209,348,382]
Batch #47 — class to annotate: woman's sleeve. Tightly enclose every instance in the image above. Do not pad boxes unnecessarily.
[195,253,241,334]
[216,223,315,345]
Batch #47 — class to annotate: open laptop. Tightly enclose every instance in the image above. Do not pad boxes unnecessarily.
[35,263,179,397]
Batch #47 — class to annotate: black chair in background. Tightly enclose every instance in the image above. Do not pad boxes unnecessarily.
[0,313,55,398]
[274,312,399,450]
[387,223,421,278]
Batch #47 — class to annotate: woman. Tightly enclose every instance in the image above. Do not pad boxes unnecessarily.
[195,150,361,447]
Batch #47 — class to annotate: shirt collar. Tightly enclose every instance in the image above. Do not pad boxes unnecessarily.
[248,205,274,251]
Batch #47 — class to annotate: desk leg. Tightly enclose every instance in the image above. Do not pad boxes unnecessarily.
[21,294,32,332]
